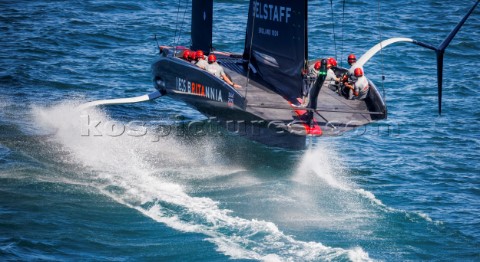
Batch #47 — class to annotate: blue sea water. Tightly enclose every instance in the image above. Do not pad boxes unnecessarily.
[0,0,479,261]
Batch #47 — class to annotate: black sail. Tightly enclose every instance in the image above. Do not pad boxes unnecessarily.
[244,0,308,100]
[191,0,213,54]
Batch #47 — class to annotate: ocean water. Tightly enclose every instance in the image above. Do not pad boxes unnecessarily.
[1,0,479,261]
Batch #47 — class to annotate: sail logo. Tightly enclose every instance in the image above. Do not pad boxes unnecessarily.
[252,1,292,24]
[176,77,223,102]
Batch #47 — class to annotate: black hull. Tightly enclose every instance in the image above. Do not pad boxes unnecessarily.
[152,48,387,149]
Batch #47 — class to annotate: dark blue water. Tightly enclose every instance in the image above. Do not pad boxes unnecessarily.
[1,0,479,261]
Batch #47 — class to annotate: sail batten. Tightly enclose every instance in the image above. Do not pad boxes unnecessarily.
[244,0,308,100]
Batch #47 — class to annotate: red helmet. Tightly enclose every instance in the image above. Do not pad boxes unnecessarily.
[208,54,216,63]
[182,50,191,60]
[196,50,204,59]
[328,57,337,67]
[189,51,197,60]
[348,54,356,65]
[314,61,321,70]
[354,67,363,77]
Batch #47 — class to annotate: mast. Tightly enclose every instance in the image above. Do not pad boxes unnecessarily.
[191,0,213,54]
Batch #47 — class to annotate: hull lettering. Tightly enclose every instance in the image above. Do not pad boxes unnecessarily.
[176,77,223,102]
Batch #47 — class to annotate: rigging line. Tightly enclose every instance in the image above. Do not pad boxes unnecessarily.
[176,0,190,48]
[189,0,194,48]
[340,0,346,67]
[329,0,337,59]
[173,0,182,54]
[244,4,257,102]
[314,110,329,123]
[175,0,185,46]
[377,0,386,100]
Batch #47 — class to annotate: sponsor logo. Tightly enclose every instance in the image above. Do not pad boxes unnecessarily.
[252,1,292,24]
[259,27,279,37]
[175,77,223,102]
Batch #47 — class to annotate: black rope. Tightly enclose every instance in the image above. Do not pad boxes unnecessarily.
[330,0,337,60]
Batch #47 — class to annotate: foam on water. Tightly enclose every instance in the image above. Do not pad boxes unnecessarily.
[32,101,372,261]
[294,144,438,224]
[294,145,386,205]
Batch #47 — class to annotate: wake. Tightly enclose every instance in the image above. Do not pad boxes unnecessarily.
[295,144,437,225]
[32,101,374,261]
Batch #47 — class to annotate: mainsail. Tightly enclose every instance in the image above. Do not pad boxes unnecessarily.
[244,0,307,100]
[191,0,213,53]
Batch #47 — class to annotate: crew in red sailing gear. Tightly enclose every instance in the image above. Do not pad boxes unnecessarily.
[348,54,357,66]
[344,67,369,100]
[307,61,321,77]
[326,58,340,84]
[206,54,241,88]
[182,50,191,61]
[195,50,208,69]
[188,50,197,63]
[328,57,338,67]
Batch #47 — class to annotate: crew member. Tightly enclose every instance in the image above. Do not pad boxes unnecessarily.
[338,54,358,96]
[308,61,321,77]
[301,61,321,105]
[206,54,241,88]
[326,58,340,83]
[188,50,197,64]
[182,50,191,61]
[344,67,369,100]
[195,50,208,69]
[348,53,357,66]
[328,57,338,68]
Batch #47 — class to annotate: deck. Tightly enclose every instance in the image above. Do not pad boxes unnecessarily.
[217,54,382,136]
